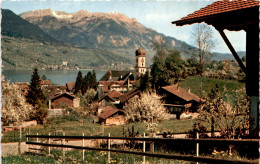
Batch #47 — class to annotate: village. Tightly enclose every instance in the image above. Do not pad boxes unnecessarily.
[1,0,259,163]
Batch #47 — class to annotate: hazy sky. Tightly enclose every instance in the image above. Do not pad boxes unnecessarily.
[1,0,246,53]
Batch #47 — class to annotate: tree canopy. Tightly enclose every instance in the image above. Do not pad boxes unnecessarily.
[2,80,33,125]
[124,92,168,123]
[26,67,45,108]
[151,38,186,90]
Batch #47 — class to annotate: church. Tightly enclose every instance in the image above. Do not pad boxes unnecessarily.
[98,47,147,94]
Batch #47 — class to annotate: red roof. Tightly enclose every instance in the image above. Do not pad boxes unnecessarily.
[119,88,141,103]
[162,85,205,103]
[40,80,51,85]
[50,92,75,100]
[98,106,122,120]
[172,0,259,28]
[108,90,123,99]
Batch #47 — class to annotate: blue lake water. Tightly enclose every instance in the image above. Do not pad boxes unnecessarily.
[2,69,107,85]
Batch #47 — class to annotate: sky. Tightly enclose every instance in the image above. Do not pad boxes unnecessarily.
[1,0,246,53]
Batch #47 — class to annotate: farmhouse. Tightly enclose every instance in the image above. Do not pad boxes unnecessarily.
[160,84,205,117]
[98,106,125,125]
[49,92,80,109]
[118,88,141,109]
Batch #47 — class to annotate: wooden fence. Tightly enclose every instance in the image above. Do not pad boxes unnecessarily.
[26,134,259,164]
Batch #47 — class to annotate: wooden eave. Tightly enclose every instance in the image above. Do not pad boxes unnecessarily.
[172,6,259,31]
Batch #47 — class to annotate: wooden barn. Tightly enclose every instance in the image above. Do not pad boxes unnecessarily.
[98,106,125,125]
[49,92,80,109]
[160,84,205,118]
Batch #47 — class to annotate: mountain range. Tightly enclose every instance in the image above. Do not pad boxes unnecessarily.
[1,9,245,70]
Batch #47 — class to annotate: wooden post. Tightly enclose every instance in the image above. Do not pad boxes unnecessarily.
[48,133,51,156]
[37,133,39,142]
[108,133,110,163]
[63,132,65,160]
[196,132,199,157]
[82,133,85,162]
[143,133,146,164]
[26,133,28,152]
[18,126,21,156]
[216,28,246,74]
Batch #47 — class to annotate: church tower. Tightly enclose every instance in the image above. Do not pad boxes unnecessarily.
[135,47,146,77]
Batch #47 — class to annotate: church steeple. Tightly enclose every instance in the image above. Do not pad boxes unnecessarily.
[135,47,146,77]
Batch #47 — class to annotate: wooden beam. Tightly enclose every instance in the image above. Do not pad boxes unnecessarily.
[216,28,247,74]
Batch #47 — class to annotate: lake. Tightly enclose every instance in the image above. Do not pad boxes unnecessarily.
[2,69,107,85]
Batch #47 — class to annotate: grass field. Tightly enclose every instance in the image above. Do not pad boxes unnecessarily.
[179,76,245,103]
[2,116,203,143]
[2,150,190,164]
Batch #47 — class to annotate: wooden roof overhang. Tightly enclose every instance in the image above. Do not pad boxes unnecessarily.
[172,0,259,98]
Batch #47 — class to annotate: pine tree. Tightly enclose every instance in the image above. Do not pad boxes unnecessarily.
[26,67,45,108]
[81,75,88,95]
[91,70,97,90]
[139,71,152,92]
[86,71,92,89]
[74,71,83,94]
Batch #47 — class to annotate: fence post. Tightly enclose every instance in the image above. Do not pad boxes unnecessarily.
[196,132,199,157]
[63,132,65,160]
[108,133,110,163]
[48,133,51,156]
[37,133,39,142]
[82,133,85,162]
[143,133,146,164]
[26,133,28,152]
[18,126,21,156]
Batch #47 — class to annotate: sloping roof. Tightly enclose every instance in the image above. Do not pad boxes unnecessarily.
[50,92,75,100]
[108,90,123,99]
[162,85,205,103]
[172,0,259,30]
[99,70,136,81]
[98,94,115,103]
[40,80,51,85]
[98,81,129,93]
[98,106,121,120]
[119,88,141,103]
[66,82,75,91]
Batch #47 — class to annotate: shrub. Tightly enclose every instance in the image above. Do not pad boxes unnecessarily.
[124,92,168,123]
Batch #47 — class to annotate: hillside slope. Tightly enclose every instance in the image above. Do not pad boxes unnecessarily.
[1,9,61,45]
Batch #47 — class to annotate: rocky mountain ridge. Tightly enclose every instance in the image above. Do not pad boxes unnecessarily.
[20,9,177,50]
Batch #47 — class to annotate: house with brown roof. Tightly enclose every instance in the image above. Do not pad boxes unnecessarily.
[98,80,134,96]
[49,92,80,109]
[160,84,205,116]
[98,90,123,113]
[98,106,125,125]
[118,88,141,109]
[40,80,51,89]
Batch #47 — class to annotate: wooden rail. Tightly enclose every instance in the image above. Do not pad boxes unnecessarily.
[26,135,259,144]
[26,141,258,164]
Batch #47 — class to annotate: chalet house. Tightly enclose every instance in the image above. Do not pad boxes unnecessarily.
[66,82,75,92]
[49,92,80,109]
[98,106,125,125]
[118,88,141,109]
[98,70,136,94]
[98,90,123,114]
[160,85,205,116]
[40,80,51,89]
